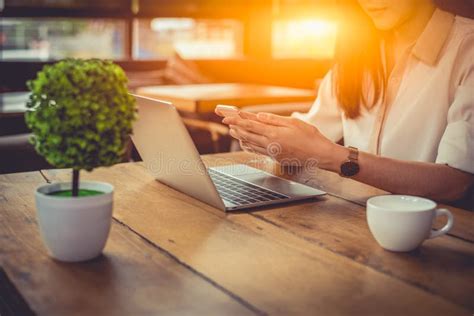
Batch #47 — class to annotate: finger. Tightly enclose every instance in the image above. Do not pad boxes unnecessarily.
[215,108,224,117]
[256,112,296,127]
[222,116,239,125]
[229,128,242,141]
[240,140,251,150]
[230,128,259,145]
[238,111,258,120]
[239,140,261,153]
[230,126,268,148]
[244,143,268,155]
[239,140,253,152]
[223,117,271,136]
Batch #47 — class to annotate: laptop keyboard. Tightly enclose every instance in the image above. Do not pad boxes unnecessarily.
[208,168,289,206]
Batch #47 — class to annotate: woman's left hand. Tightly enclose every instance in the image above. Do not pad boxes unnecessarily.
[223,112,337,168]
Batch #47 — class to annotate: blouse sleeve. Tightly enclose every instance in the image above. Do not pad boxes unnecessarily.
[435,34,474,174]
[291,70,343,142]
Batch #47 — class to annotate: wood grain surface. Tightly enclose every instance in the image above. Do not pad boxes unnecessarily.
[0,172,257,316]
[38,152,474,315]
[203,152,474,242]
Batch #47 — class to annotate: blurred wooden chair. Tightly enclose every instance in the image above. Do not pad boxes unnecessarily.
[163,52,213,85]
[126,70,166,91]
[126,51,212,91]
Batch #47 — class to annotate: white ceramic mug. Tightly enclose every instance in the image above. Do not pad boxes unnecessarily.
[366,195,454,252]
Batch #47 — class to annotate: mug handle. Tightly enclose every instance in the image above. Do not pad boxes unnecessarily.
[429,208,454,239]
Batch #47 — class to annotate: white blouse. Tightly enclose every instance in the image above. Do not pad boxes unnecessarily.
[293,9,474,174]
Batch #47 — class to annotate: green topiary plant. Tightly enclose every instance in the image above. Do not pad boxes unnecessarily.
[25,59,136,196]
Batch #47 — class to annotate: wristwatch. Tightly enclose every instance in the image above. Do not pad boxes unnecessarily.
[340,146,360,177]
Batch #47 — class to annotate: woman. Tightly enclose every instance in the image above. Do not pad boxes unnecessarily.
[218,0,474,203]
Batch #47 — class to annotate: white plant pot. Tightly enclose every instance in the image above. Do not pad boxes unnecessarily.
[35,181,114,262]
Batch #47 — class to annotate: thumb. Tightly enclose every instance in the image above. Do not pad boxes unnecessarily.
[257,112,293,126]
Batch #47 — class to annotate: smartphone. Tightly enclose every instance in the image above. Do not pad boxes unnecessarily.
[216,104,240,118]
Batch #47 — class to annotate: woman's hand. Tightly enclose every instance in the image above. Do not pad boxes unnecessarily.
[219,111,474,203]
[222,112,341,169]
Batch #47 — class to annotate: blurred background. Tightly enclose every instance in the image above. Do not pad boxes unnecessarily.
[1,0,471,174]
[0,0,342,90]
[0,0,345,173]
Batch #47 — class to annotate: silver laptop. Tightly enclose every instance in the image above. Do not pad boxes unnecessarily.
[131,94,325,211]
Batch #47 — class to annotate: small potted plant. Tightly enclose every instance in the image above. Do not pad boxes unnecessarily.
[25,59,136,262]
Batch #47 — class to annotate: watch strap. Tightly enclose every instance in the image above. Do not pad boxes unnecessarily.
[348,146,358,162]
[339,146,360,177]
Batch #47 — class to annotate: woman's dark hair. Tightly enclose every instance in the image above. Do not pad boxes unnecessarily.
[333,3,385,119]
[434,0,474,19]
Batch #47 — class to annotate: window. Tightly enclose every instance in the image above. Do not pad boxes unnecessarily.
[0,18,126,60]
[0,17,243,61]
[4,0,126,10]
[1,1,339,61]
[272,19,337,59]
[134,18,243,59]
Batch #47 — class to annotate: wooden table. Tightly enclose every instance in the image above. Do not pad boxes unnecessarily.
[1,152,473,316]
[136,83,316,113]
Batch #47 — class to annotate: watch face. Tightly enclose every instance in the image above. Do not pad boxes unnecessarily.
[340,160,360,177]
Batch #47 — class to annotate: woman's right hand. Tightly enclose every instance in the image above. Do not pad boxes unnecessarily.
[215,110,259,152]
